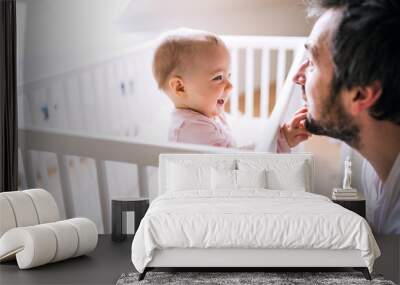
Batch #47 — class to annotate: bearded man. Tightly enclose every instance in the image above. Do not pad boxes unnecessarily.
[293,0,400,234]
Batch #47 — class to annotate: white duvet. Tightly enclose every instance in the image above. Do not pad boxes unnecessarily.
[131,190,380,273]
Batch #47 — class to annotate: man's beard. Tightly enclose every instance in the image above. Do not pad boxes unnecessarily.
[304,91,360,148]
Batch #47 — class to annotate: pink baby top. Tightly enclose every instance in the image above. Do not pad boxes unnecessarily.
[169,109,236,147]
[168,108,290,153]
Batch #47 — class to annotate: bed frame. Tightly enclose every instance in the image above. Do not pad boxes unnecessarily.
[138,153,372,281]
[140,248,371,280]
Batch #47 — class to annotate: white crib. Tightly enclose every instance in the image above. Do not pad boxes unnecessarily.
[18,35,306,233]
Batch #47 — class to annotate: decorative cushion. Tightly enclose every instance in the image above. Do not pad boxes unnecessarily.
[238,158,309,191]
[0,189,98,269]
[66,218,98,257]
[236,169,268,189]
[42,221,79,262]
[0,189,59,234]
[166,162,211,191]
[267,164,306,191]
[0,191,39,227]
[159,154,313,194]
[0,196,16,237]
[0,218,98,269]
[211,168,236,190]
[0,225,57,269]
[24,189,60,223]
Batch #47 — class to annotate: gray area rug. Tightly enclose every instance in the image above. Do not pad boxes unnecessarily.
[116,272,396,285]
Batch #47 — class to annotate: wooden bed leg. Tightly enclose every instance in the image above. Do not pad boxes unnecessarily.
[361,268,372,280]
[354,267,371,280]
[138,268,148,281]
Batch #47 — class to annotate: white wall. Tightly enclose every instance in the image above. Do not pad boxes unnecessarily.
[118,0,313,36]
[17,0,313,85]
[17,0,142,84]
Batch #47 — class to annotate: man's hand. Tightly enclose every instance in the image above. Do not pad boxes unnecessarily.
[281,106,311,148]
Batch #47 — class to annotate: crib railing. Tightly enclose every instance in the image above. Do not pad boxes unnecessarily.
[222,36,305,118]
[18,127,234,233]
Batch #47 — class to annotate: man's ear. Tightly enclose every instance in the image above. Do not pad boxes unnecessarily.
[349,81,382,115]
[168,76,185,96]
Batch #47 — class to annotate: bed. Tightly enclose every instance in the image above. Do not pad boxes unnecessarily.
[131,153,380,281]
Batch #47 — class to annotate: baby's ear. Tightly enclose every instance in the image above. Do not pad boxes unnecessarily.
[168,76,185,96]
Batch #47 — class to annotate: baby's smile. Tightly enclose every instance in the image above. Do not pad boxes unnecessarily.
[217,98,225,105]
[217,93,230,106]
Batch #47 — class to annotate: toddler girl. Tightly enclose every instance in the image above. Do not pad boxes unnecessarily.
[152,29,310,151]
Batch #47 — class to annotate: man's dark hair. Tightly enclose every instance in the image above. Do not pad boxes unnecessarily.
[309,0,400,124]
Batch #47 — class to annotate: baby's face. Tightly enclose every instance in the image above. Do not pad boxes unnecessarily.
[183,44,232,117]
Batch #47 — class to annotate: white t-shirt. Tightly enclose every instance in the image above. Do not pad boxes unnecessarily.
[362,153,400,234]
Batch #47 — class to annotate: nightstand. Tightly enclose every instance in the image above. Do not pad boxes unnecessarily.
[111,197,149,242]
[332,195,366,218]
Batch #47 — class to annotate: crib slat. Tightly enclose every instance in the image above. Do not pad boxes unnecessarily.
[21,149,36,188]
[57,154,75,219]
[44,88,55,129]
[245,48,254,117]
[80,72,98,133]
[89,70,102,133]
[21,90,34,128]
[293,49,301,72]
[58,83,70,130]
[39,152,51,191]
[229,48,239,117]
[100,68,111,133]
[260,48,271,119]
[276,48,287,98]
[95,159,110,234]
[137,164,149,198]
[121,59,132,136]
[107,64,122,135]
[115,61,125,134]
[77,74,90,132]
[63,78,77,131]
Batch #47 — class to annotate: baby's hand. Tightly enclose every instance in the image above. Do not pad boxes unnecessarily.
[281,107,311,148]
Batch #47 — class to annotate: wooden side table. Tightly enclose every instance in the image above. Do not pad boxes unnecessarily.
[332,196,366,218]
[112,197,149,242]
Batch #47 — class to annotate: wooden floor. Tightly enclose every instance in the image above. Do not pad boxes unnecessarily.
[0,235,134,285]
[2,234,397,284]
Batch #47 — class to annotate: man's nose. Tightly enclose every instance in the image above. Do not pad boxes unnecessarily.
[292,61,307,85]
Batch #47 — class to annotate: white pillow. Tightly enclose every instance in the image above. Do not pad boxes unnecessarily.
[211,168,268,190]
[236,169,268,189]
[237,159,309,191]
[166,162,211,191]
[211,168,236,190]
[267,165,306,191]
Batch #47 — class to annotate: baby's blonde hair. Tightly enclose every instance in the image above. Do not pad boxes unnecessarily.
[152,29,226,91]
